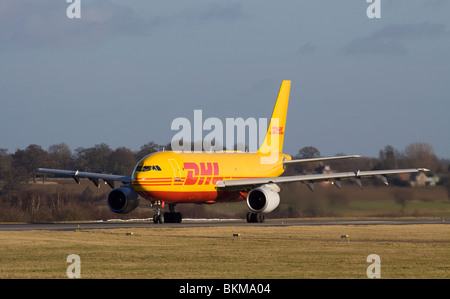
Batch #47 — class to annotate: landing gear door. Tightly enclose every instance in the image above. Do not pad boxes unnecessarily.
[168,159,181,182]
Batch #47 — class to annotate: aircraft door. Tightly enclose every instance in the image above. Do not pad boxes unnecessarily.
[168,159,181,182]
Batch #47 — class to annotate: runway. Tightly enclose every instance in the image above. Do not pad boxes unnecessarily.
[0,218,447,231]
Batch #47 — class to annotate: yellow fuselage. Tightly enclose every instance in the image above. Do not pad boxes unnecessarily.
[133,80,292,205]
[132,151,291,204]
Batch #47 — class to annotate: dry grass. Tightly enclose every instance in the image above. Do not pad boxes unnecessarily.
[1,224,450,279]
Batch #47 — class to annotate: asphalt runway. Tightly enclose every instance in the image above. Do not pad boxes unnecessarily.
[0,218,448,231]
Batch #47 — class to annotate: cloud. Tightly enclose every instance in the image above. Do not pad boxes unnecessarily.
[343,22,448,55]
[0,1,156,50]
[176,2,248,24]
[297,42,316,55]
[423,0,448,9]
[197,3,246,22]
[0,1,247,50]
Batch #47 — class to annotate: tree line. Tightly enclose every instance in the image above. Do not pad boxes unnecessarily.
[290,142,448,175]
[0,142,163,190]
[0,141,448,190]
[0,141,449,222]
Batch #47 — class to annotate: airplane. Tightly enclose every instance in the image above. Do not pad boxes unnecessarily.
[38,80,429,223]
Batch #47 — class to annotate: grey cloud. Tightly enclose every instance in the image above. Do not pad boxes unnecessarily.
[177,3,248,24]
[297,42,316,55]
[0,1,156,50]
[197,3,246,22]
[343,22,448,55]
[0,1,246,50]
[423,0,448,9]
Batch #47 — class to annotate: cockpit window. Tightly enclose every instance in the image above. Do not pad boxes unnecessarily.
[135,164,162,172]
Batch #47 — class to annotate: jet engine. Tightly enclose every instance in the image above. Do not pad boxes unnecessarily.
[246,184,280,214]
[107,185,140,214]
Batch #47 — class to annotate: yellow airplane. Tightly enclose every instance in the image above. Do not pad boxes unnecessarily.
[38,81,429,223]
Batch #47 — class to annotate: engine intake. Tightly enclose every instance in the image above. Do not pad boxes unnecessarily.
[246,184,280,214]
[107,185,140,214]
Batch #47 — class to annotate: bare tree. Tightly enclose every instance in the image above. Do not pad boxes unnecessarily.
[293,146,322,173]
[393,189,412,214]
[13,145,50,183]
[297,146,321,159]
[403,142,440,172]
[108,147,137,175]
[378,145,399,169]
[48,143,73,170]
[0,148,12,180]
[74,143,112,173]
[135,141,160,160]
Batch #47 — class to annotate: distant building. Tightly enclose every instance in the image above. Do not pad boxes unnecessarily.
[314,165,333,175]
[315,165,334,187]
[410,172,437,187]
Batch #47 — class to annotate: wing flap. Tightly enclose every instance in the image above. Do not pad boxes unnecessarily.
[216,168,429,191]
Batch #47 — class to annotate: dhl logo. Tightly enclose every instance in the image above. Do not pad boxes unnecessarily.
[183,162,222,185]
[269,126,284,135]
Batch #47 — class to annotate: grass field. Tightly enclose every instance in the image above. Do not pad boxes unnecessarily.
[1,223,450,279]
[14,180,450,221]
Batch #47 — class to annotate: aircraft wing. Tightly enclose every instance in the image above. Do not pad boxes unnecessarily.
[283,155,361,164]
[37,168,131,188]
[216,168,429,191]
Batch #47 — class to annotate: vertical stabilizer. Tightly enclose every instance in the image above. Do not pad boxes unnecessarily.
[258,80,291,156]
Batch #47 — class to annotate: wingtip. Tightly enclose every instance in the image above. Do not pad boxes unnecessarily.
[418,168,430,172]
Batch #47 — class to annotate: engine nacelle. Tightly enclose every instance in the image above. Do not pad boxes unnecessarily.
[246,184,280,214]
[107,185,140,214]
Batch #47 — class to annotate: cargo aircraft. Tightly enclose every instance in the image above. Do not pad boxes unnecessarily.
[38,81,429,223]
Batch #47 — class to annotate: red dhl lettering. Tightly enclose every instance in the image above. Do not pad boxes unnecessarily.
[183,162,221,185]
[269,126,284,135]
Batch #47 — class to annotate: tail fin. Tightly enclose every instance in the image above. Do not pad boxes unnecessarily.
[258,80,291,155]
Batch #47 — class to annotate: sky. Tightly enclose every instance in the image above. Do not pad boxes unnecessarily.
[1,0,449,159]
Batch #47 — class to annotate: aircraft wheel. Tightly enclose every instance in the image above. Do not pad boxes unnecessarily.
[175,212,182,223]
[246,212,252,223]
[258,213,265,223]
[162,212,182,223]
[164,212,171,222]
[247,212,265,223]
[153,214,164,224]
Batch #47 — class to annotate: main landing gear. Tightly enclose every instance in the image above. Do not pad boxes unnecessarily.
[152,202,182,224]
[246,212,265,223]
